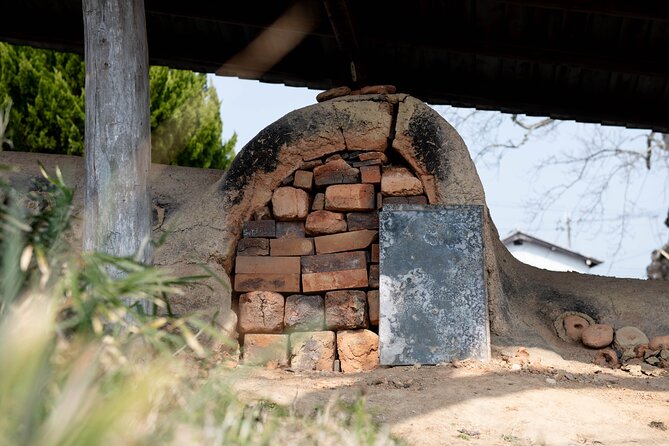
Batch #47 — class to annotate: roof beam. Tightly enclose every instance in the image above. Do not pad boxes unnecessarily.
[500,0,669,22]
[322,0,362,84]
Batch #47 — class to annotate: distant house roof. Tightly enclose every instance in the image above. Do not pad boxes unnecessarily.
[502,231,603,268]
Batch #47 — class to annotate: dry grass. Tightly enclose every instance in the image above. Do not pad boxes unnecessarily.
[0,166,400,446]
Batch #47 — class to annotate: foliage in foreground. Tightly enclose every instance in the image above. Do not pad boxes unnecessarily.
[0,42,236,169]
[0,166,397,446]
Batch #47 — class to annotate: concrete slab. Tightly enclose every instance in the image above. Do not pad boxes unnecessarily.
[379,204,489,365]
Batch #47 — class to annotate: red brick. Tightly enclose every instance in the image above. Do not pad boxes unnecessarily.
[380,196,428,206]
[337,330,379,372]
[420,174,438,204]
[271,187,309,221]
[325,153,343,162]
[312,193,325,211]
[650,336,669,350]
[300,159,323,170]
[381,167,424,196]
[284,295,325,331]
[280,174,294,186]
[301,251,367,274]
[371,244,379,263]
[325,184,375,211]
[243,220,276,238]
[302,269,368,293]
[275,221,305,239]
[368,264,379,288]
[325,290,368,330]
[358,151,388,163]
[346,212,379,231]
[253,206,273,221]
[235,256,300,274]
[313,159,360,186]
[360,165,381,184]
[351,159,382,167]
[293,170,313,191]
[289,331,336,371]
[367,290,379,325]
[236,238,269,256]
[234,273,301,293]
[238,291,285,333]
[314,229,378,254]
[305,210,347,235]
[270,238,314,256]
[243,334,289,368]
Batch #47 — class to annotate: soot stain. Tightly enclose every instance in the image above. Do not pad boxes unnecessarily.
[220,120,295,205]
[406,111,449,180]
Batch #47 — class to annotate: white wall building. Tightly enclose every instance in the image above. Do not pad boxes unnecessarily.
[502,231,602,274]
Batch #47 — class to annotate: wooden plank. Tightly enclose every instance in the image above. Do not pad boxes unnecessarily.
[235,256,301,274]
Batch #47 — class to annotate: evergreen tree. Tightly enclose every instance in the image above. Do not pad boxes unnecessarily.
[149,66,236,169]
[0,42,236,169]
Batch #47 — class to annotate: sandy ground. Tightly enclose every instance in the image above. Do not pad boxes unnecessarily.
[231,346,669,446]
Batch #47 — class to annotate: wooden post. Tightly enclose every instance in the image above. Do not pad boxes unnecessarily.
[82,0,152,265]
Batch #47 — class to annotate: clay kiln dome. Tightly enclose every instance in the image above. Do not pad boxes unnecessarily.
[155,93,669,356]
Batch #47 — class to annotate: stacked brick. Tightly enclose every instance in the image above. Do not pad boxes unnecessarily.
[233,148,428,372]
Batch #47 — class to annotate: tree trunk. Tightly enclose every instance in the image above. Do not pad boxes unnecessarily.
[82,0,151,266]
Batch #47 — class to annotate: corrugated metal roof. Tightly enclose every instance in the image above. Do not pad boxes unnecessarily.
[2,0,668,131]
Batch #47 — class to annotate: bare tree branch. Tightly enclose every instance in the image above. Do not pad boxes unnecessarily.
[437,105,668,276]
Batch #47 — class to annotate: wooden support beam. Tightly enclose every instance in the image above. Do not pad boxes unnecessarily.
[322,0,363,84]
[82,0,152,264]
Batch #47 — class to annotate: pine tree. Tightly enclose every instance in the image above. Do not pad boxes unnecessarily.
[148,66,236,169]
[0,42,236,169]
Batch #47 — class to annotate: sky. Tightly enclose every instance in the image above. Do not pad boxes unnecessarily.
[210,76,669,279]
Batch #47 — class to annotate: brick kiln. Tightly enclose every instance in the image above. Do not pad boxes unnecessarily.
[154,88,669,375]
[233,100,431,372]
[195,87,504,373]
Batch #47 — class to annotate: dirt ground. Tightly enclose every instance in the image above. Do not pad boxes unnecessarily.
[231,345,669,446]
